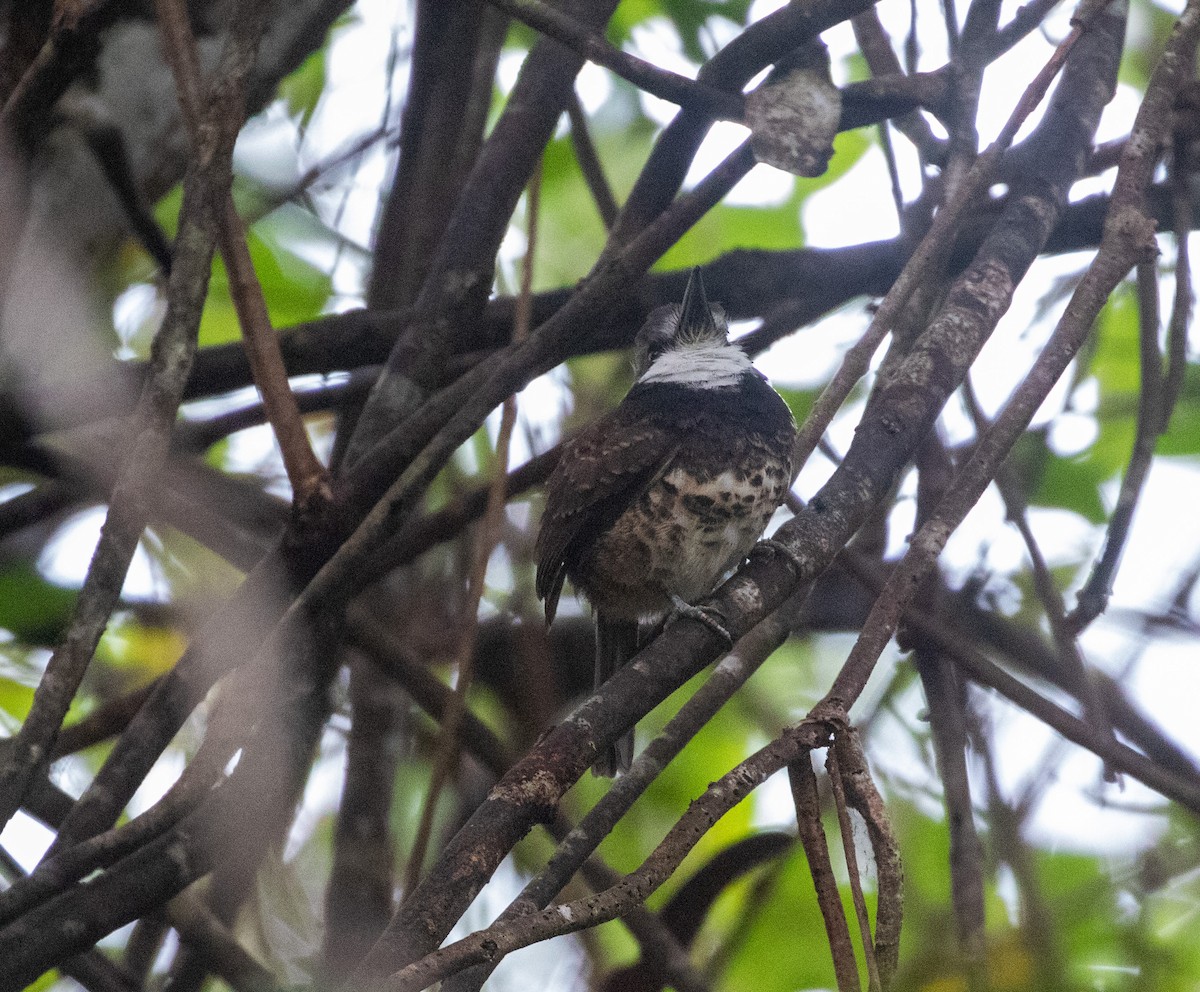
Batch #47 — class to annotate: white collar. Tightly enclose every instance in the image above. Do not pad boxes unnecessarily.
[637,341,751,389]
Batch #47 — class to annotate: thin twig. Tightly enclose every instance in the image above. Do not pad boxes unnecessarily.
[833,546,1200,812]
[405,161,542,893]
[980,0,1066,62]
[835,729,902,988]
[1068,264,1164,630]
[1160,133,1193,423]
[788,755,860,992]
[827,742,882,992]
[790,15,1089,477]
[995,469,1115,755]
[442,581,813,991]
[0,0,267,834]
[155,0,330,509]
[851,9,942,161]
[565,90,618,229]
[815,0,1193,724]
[0,735,228,926]
[487,0,744,120]
[384,718,835,992]
[909,434,986,979]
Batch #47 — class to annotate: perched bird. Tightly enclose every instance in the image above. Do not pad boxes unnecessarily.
[535,268,797,775]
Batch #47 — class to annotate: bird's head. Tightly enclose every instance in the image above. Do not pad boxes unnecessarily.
[633,268,747,388]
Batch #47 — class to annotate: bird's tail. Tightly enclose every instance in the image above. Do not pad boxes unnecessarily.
[593,614,640,776]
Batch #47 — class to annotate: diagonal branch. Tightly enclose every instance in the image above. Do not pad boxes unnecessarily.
[384,718,836,992]
[0,1,268,834]
[488,0,744,119]
[350,5,1128,981]
[155,0,330,509]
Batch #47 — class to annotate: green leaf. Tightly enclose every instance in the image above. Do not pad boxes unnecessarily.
[199,222,333,348]
[0,670,35,725]
[1032,449,1110,523]
[1157,364,1200,457]
[0,561,77,645]
[279,50,326,127]
[607,0,756,61]
[533,119,659,289]
[775,385,819,427]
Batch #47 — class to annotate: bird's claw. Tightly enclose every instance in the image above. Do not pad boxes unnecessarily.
[667,594,733,645]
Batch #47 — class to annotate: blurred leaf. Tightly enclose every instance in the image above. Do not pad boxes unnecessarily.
[1032,449,1110,523]
[1120,0,1180,90]
[723,843,871,991]
[0,670,35,726]
[199,224,333,348]
[154,183,184,239]
[0,561,76,645]
[1090,283,1140,396]
[534,119,659,289]
[607,0,755,61]
[776,385,820,429]
[1157,364,1200,457]
[98,618,186,676]
[155,187,333,349]
[590,670,756,880]
[279,50,326,127]
[22,969,58,992]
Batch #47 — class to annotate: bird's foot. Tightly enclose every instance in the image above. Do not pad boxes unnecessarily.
[752,538,805,576]
[666,594,733,645]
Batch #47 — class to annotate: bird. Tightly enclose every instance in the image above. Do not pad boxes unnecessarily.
[535,268,797,775]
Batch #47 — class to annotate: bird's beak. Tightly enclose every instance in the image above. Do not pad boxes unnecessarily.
[678,267,712,337]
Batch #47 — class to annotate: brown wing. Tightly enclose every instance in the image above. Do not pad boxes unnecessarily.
[536,407,679,624]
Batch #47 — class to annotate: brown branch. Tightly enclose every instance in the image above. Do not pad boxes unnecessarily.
[986,452,1116,761]
[982,0,1066,62]
[0,733,227,927]
[789,755,860,992]
[383,718,836,992]
[50,679,158,758]
[566,90,618,229]
[835,729,902,988]
[908,434,986,980]
[894,594,1200,812]
[0,0,267,834]
[827,740,881,992]
[488,0,744,120]
[1160,134,1194,422]
[156,0,330,509]
[366,1,503,313]
[1070,136,1195,631]
[828,543,1200,814]
[406,162,540,893]
[977,744,1066,986]
[348,9,1128,978]
[345,0,621,460]
[321,657,403,983]
[444,584,813,990]
[791,14,1085,478]
[578,849,713,992]
[851,10,944,161]
[814,0,1136,719]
